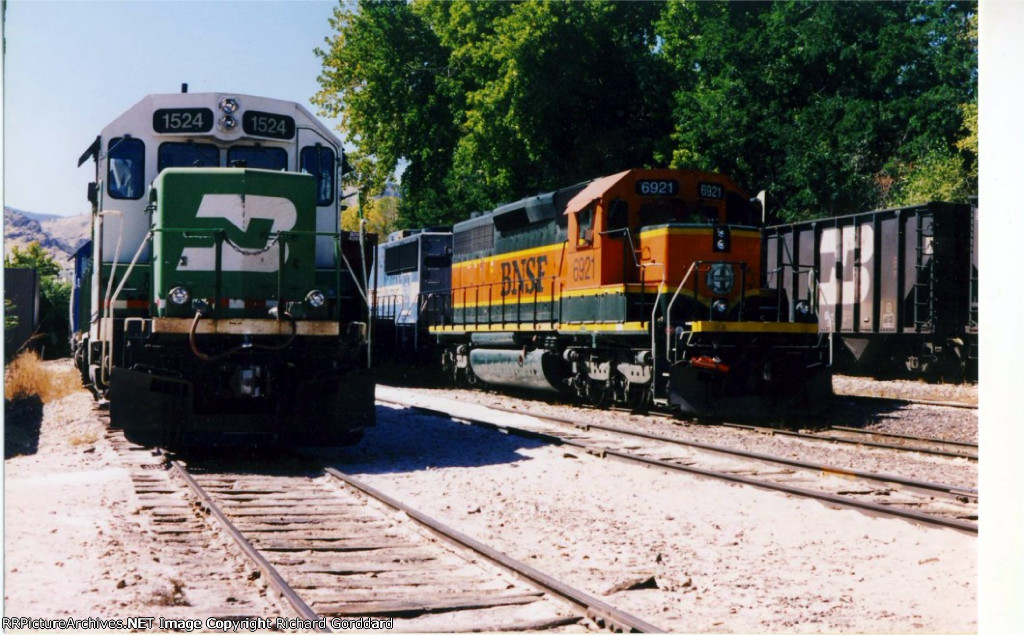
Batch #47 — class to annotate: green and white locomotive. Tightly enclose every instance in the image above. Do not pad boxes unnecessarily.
[73,90,374,449]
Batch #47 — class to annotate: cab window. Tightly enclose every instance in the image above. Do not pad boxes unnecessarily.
[158,142,219,172]
[300,145,336,206]
[577,205,595,246]
[227,145,287,170]
[107,137,145,200]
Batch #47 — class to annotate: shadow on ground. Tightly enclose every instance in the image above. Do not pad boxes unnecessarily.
[319,404,549,475]
[4,396,43,458]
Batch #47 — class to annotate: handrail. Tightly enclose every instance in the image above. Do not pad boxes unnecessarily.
[764,264,820,320]
[104,231,155,379]
[661,262,698,365]
[98,210,124,386]
[150,227,368,314]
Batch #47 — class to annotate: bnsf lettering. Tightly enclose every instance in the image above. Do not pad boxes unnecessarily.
[501,256,548,297]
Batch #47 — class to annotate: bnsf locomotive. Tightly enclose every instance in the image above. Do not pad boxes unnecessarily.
[72,90,375,449]
[374,168,832,416]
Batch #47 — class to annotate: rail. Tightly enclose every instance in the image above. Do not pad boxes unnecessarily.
[170,461,327,631]
[379,394,978,535]
[327,468,666,632]
[423,275,562,331]
[763,263,821,322]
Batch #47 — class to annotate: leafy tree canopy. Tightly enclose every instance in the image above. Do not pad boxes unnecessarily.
[4,241,72,358]
[316,0,977,225]
[5,242,61,277]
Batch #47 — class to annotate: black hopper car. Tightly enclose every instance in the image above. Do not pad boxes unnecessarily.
[764,202,978,381]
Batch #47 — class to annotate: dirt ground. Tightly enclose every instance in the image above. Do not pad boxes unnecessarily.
[3,389,193,619]
[0,372,1011,633]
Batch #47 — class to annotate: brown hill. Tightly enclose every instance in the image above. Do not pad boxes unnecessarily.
[4,208,91,263]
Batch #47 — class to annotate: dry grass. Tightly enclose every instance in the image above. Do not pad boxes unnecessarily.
[151,578,189,607]
[4,351,83,403]
[67,430,100,446]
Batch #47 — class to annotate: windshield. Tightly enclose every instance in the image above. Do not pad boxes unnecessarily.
[227,146,287,170]
[158,142,219,171]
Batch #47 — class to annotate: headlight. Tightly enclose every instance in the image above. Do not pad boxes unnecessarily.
[218,115,238,132]
[168,286,190,306]
[712,299,728,315]
[219,97,239,113]
[795,300,811,316]
[305,290,326,308]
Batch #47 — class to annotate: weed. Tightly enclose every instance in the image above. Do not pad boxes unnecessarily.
[68,430,100,446]
[151,578,189,606]
[4,351,82,403]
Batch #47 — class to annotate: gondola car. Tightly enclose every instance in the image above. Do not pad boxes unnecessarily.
[72,89,375,449]
[764,202,978,381]
[375,168,832,416]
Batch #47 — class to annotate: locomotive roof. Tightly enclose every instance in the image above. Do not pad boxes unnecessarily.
[454,179,591,233]
[89,91,341,150]
[564,170,631,216]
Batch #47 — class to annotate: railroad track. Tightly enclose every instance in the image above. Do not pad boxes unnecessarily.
[460,387,976,461]
[614,410,977,461]
[107,424,663,632]
[801,425,978,460]
[836,393,978,411]
[705,422,979,461]
[104,429,289,622]
[377,387,977,535]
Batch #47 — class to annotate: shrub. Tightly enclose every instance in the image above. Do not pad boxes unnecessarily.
[4,351,82,403]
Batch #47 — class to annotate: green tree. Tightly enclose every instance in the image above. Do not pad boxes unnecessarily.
[656,0,976,220]
[5,243,61,277]
[341,193,403,237]
[4,242,71,358]
[314,0,460,227]
[315,0,672,227]
[316,0,977,226]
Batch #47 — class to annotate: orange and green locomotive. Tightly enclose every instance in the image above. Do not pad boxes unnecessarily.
[383,168,831,415]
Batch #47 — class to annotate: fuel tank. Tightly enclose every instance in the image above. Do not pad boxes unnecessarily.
[468,348,564,393]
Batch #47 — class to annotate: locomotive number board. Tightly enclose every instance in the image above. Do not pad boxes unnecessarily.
[242,111,295,140]
[635,179,679,196]
[153,108,214,134]
[698,181,725,199]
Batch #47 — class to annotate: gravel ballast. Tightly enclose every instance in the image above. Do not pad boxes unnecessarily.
[2,371,989,632]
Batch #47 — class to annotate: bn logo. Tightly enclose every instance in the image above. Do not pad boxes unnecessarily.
[177,194,296,273]
[501,256,548,297]
[706,263,734,295]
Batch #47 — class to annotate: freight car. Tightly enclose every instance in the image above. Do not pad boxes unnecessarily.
[373,168,832,416]
[764,202,978,381]
[72,90,376,449]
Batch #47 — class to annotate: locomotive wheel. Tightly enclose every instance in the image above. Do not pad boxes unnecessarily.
[629,385,652,414]
[937,341,966,383]
[588,380,611,408]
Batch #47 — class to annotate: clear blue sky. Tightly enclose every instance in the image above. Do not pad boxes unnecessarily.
[3,0,343,217]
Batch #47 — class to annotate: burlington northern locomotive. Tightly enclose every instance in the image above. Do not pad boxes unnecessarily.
[72,90,375,449]
[374,168,832,416]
